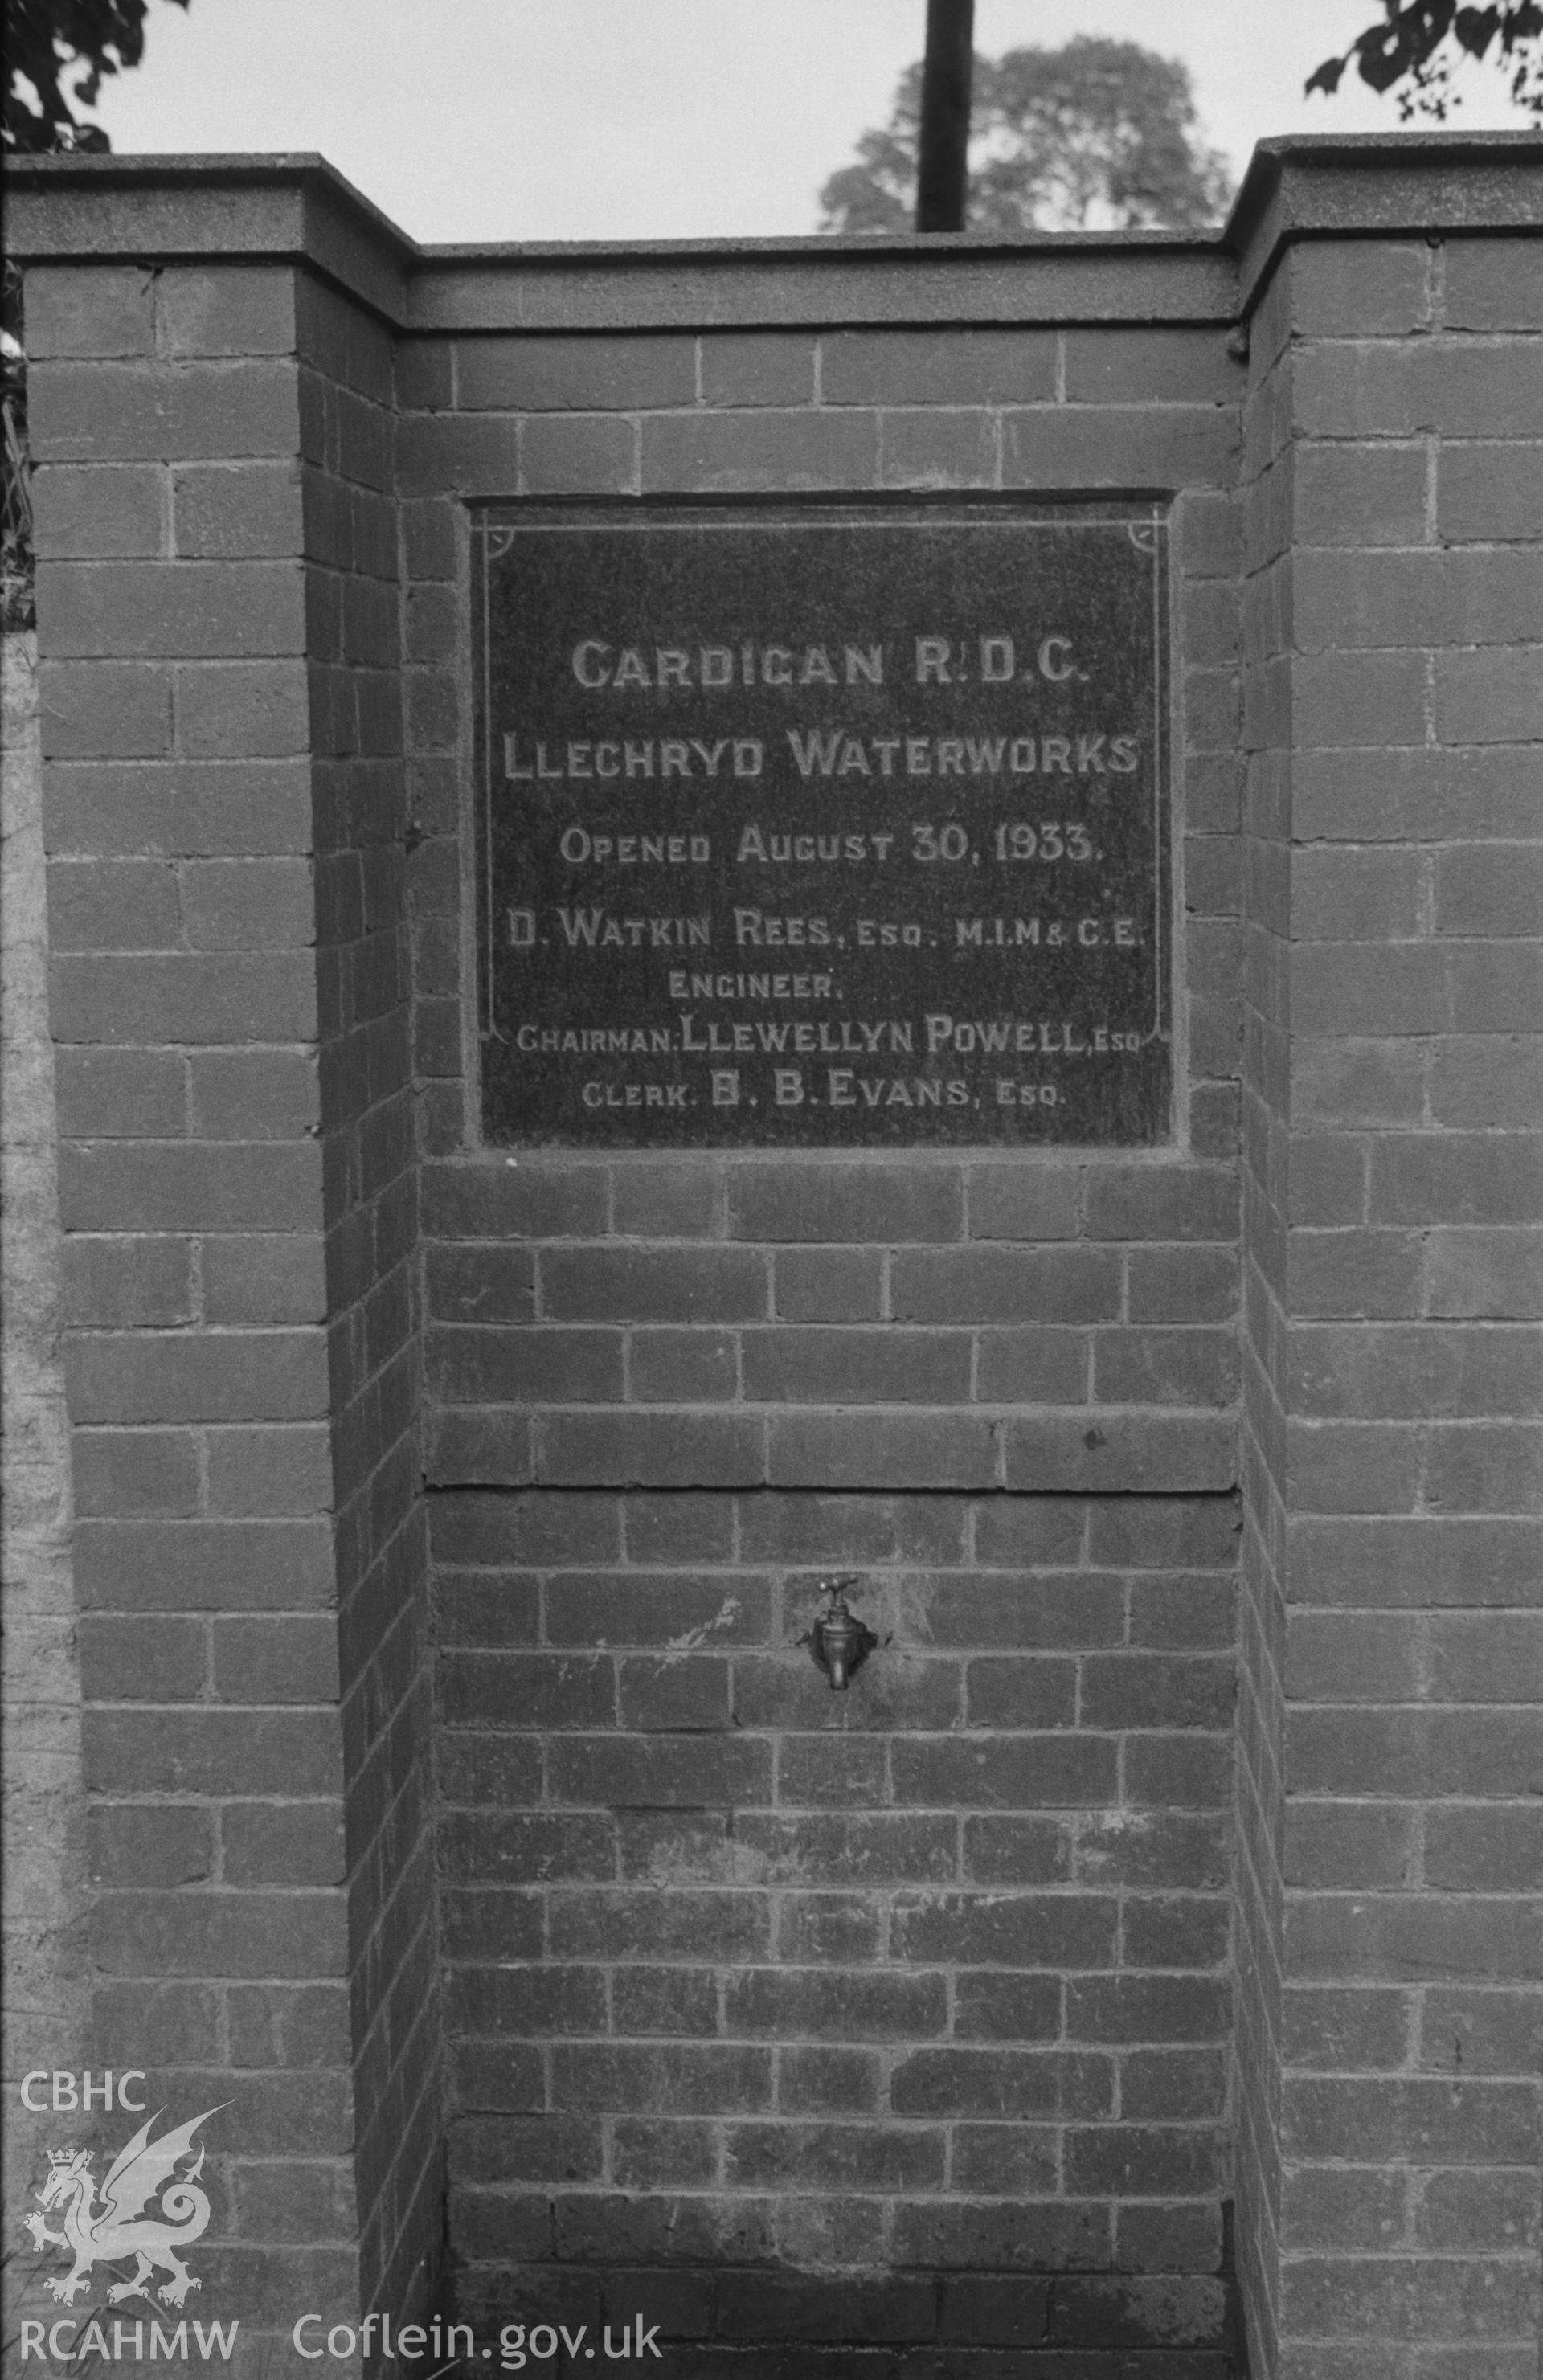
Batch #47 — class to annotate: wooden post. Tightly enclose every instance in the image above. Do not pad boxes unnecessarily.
[915,0,974,232]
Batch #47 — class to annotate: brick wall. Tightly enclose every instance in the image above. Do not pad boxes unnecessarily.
[27,252,437,2364]
[1234,232,1295,2380]
[401,310,1248,2362]
[300,272,440,2331]
[1234,227,1543,2378]
[10,141,1539,2380]
[434,1483,1238,2362]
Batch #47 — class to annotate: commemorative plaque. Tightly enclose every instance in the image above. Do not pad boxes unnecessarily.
[471,503,1170,1147]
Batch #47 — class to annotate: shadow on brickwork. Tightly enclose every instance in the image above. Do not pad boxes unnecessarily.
[436,2254,1249,2375]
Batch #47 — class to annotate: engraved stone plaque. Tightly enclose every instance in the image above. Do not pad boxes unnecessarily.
[471,502,1171,1147]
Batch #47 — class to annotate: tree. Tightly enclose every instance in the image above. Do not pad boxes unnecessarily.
[818,37,1234,237]
[4,0,187,153]
[1308,0,1543,119]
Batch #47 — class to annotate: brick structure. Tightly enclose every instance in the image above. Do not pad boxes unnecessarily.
[2,136,1538,2378]
[1232,169,1543,2380]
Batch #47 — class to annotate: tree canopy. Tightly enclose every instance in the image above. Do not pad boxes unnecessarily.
[818,37,1234,237]
[1308,0,1543,118]
[4,0,187,153]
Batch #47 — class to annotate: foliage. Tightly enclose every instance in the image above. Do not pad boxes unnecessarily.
[818,37,1234,236]
[1307,0,1543,119]
[4,0,187,153]
[2,263,32,631]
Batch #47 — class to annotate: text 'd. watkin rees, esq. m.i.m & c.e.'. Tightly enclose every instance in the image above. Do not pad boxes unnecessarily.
[472,503,1171,1147]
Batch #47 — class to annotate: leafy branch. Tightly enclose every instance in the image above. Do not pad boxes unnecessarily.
[1307,0,1543,120]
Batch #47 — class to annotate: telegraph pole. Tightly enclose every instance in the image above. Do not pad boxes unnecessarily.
[915,0,974,231]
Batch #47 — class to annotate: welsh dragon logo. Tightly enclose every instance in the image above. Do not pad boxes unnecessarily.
[22,2107,223,2308]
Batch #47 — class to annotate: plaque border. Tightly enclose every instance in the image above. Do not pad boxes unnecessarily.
[466,493,1176,1156]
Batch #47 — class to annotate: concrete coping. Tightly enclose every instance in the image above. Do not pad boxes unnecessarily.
[3,132,1540,333]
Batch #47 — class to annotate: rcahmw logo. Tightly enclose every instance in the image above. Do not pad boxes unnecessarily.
[18,2088,235,2361]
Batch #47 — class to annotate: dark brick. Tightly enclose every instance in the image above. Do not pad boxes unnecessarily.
[452,2027,559,2104]
[776,1735,889,1808]
[775,1891,882,1964]
[725,2120,944,2193]
[73,1426,200,1518]
[1064,329,1237,405]
[732,1649,960,1732]
[892,1891,1118,1970]
[1088,1498,1238,1568]
[450,2113,603,2186]
[937,2276,1052,2345]
[39,658,173,758]
[892,2198,1109,2270]
[205,1422,332,1516]
[619,1654,731,1731]
[1419,1987,1541,2076]
[952,1971,1062,2043]
[173,460,303,558]
[773,1248,884,1322]
[730,1164,962,1244]
[210,1613,340,1702]
[613,2119,718,2188]
[439,1650,615,1729]
[726,1968,945,2039]
[84,1707,341,1797]
[88,1803,214,1887]
[740,1491,969,1566]
[701,336,815,407]
[1048,2273,1227,2349]
[26,265,157,358]
[612,1967,720,2037]
[1002,405,1238,490]
[743,1327,971,1405]
[457,335,695,411]
[823,331,1057,407]
[1123,1893,1230,1969]
[736,1811,957,1884]
[539,1411,763,1488]
[967,1166,1082,1241]
[548,1733,770,1808]
[427,1324,623,1405]
[964,1654,1078,1728]
[962,1815,1074,1886]
[1080,1653,1233,1730]
[201,1232,327,1324]
[629,1327,739,1403]
[641,409,878,493]
[1063,2124,1224,2195]
[892,1733,1118,1808]
[1067,1975,1230,2043]
[440,1810,616,1884]
[976,1328,1090,1403]
[776,2045,882,2114]
[546,1570,769,1648]
[1005,1413,1235,1494]
[429,1488,620,1566]
[161,265,296,357]
[90,1889,346,1978]
[448,1963,608,2035]
[40,558,305,660]
[767,1411,997,1491]
[553,2040,772,2113]
[911,1564,1120,1663]
[78,1613,205,1701]
[223,1801,346,1886]
[892,1246,1119,1323]
[624,1493,736,1563]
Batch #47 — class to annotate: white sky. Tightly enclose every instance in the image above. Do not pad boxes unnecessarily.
[89,0,1539,245]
